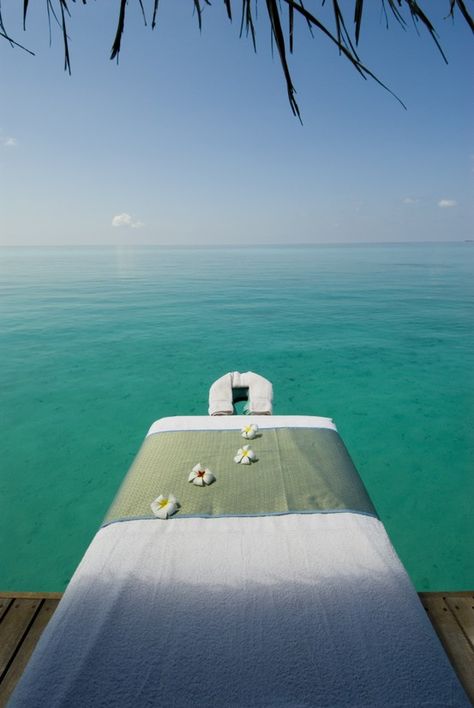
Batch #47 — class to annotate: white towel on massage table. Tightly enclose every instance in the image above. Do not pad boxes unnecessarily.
[11,514,469,707]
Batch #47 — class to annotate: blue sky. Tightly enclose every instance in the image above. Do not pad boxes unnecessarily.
[0,1,472,245]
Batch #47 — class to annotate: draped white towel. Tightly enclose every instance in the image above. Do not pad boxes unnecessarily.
[10,515,470,707]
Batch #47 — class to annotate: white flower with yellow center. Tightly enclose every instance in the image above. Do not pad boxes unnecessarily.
[150,494,179,519]
[241,423,259,440]
[188,463,215,486]
[234,445,256,465]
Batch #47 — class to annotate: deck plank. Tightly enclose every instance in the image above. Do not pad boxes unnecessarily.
[0,599,41,679]
[0,599,13,624]
[0,592,63,600]
[444,595,474,650]
[420,594,474,704]
[0,600,59,706]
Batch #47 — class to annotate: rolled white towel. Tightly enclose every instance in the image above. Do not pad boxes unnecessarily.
[241,371,273,415]
[208,372,234,416]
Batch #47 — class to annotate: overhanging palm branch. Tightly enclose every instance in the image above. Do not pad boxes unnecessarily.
[1,1,473,118]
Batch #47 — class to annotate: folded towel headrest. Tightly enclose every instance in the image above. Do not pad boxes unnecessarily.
[209,371,273,416]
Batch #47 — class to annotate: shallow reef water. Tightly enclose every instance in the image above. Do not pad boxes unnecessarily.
[0,242,472,591]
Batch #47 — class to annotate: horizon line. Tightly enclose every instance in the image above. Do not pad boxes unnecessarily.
[0,239,471,249]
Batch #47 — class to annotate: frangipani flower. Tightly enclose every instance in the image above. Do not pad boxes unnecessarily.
[241,423,259,440]
[234,445,256,465]
[188,463,215,486]
[150,494,179,519]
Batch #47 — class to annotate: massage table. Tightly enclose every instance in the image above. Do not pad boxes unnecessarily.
[10,415,470,706]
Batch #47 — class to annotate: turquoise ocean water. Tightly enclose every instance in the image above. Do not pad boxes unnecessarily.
[0,244,473,592]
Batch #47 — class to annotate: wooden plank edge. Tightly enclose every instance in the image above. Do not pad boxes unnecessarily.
[0,592,63,600]
[418,591,474,599]
[1,591,470,600]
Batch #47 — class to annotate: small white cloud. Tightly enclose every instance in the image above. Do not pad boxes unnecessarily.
[438,199,457,208]
[112,213,144,228]
[112,213,132,227]
[1,137,17,147]
[402,197,419,204]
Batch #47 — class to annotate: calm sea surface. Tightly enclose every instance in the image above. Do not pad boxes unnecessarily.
[0,244,473,591]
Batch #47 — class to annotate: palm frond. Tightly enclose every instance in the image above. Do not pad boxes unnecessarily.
[58,0,72,73]
[22,0,29,31]
[1,1,472,118]
[110,0,127,62]
[266,0,301,119]
[354,0,363,44]
[224,0,232,20]
[152,0,160,29]
[289,3,294,52]
[240,0,257,51]
[450,0,474,32]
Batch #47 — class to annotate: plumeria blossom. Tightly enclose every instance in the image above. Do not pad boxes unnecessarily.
[150,494,179,519]
[234,445,256,465]
[241,423,259,440]
[188,463,215,486]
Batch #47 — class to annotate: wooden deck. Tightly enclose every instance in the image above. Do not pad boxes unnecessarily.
[419,592,474,704]
[0,591,472,706]
[0,593,62,706]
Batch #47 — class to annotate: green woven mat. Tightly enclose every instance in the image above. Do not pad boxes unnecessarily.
[103,428,376,524]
